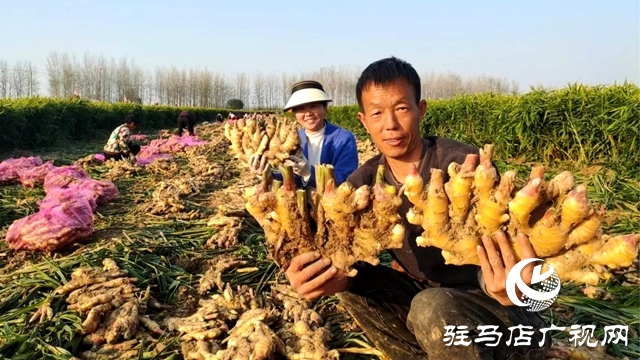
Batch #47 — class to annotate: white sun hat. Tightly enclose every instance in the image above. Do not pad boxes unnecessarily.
[283,80,332,111]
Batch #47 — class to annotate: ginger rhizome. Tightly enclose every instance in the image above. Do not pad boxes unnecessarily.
[50,259,166,359]
[402,144,639,285]
[244,164,405,276]
[175,283,338,360]
[243,165,316,270]
[224,117,301,167]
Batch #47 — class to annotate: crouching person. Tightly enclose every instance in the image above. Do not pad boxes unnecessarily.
[177,111,196,137]
[103,115,141,162]
[283,57,552,360]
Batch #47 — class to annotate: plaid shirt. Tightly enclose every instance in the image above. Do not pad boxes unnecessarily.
[104,124,131,153]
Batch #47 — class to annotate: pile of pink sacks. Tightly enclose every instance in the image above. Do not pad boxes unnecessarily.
[91,134,208,165]
[0,157,119,252]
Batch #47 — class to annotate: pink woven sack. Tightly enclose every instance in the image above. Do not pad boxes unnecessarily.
[43,165,91,192]
[6,192,94,252]
[18,161,56,187]
[0,157,43,183]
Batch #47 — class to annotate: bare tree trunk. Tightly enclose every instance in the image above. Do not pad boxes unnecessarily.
[94,55,109,101]
[11,60,26,98]
[81,52,95,99]
[252,72,266,109]
[25,61,39,96]
[59,52,78,97]
[233,72,250,106]
[0,59,10,98]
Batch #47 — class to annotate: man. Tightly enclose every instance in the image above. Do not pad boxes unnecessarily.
[284,57,551,359]
[177,111,196,137]
[103,115,140,162]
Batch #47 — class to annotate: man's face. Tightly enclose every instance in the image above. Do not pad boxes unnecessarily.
[357,78,426,160]
[293,102,326,132]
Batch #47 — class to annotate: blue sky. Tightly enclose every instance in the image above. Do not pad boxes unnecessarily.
[2,0,638,90]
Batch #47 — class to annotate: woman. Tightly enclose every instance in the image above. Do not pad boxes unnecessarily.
[103,115,141,162]
[249,80,359,190]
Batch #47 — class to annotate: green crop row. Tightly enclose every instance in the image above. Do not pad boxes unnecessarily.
[2,83,638,177]
[0,97,248,152]
[327,83,639,176]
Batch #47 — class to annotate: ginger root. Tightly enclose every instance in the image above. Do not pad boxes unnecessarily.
[54,258,166,352]
[224,117,301,167]
[403,144,639,285]
[244,164,405,276]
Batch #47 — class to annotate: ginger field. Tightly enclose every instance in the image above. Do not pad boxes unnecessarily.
[0,121,638,360]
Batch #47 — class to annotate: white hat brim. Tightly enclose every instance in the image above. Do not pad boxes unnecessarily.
[284,88,332,111]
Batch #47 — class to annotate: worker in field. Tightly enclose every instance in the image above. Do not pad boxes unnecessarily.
[283,57,552,360]
[248,80,359,190]
[177,111,196,137]
[103,115,141,162]
[216,113,224,123]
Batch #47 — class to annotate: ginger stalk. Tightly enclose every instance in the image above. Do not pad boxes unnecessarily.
[474,170,516,235]
[473,144,499,199]
[398,164,423,207]
[350,165,405,273]
[566,209,603,248]
[444,153,479,223]
[560,184,593,231]
[508,177,542,231]
[527,209,567,257]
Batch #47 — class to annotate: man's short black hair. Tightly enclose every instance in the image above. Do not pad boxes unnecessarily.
[355,56,422,111]
[124,115,139,125]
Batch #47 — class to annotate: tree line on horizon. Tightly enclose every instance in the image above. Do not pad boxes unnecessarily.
[0,51,520,109]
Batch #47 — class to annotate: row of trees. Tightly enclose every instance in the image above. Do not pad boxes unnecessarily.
[0,59,40,98]
[1,51,520,108]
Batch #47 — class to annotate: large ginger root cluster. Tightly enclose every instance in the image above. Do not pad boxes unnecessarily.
[224,117,301,167]
[52,259,166,359]
[187,156,234,183]
[145,159,180,176]
[272,284,340,360]
[205,216,244,249]
[102,160,144,180]
[169,283,338,360]
[135,144,234,220]
[75,154,104,169]
[401,144,639,285]
[198,255,250,295]
[184,124,231,160]
[244,164,405,276]
[139,177,206,219]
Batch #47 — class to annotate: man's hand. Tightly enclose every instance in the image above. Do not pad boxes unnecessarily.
[285,252,349,300]
[248,154,270,177]
[284,155,311,178]
[477,230,537,306]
